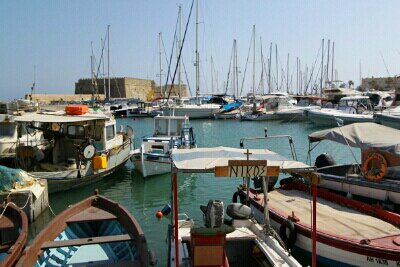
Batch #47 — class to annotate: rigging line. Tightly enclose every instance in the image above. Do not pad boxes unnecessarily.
[166,0,195,100]
[239,31,254,96]
[304,43,323,93]
[96,30,108,77]
[164,6,181,96]
[181,59,192,96]
[161,35,174,81]
[224,41,235,95]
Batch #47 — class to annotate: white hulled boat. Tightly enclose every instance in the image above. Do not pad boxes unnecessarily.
[305,95,375,126]
[132,115,196,177]
[375,106,400,129]
[14,105,133,193]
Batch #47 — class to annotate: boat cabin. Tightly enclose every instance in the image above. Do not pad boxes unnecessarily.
[14,111,123,171]
[337,96,373,114]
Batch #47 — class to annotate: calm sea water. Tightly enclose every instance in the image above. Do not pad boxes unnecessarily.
[28,118,359,266]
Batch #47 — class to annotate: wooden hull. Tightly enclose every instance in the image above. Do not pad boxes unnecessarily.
[17,194,152,266]
[0,202,28,266]
[239,182,400,266]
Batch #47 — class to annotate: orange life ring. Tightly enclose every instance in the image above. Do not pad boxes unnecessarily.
[362,153,387,181]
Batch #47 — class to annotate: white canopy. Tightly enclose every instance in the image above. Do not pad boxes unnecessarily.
[171,146,311,173]
[308,123,400,155]
[14,111,110,123]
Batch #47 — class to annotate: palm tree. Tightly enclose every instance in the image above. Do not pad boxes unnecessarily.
[348,80,354,88]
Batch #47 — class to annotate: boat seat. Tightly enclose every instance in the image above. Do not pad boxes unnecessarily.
[66,207,117,224]
[41,234,134,249]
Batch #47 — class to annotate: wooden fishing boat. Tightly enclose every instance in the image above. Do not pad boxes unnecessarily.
[0,200,28,266]
[238,179,400,266]
[17,192,156,266]
[14,108,134,193]
[169,147,308,267]
[308,123,400,212]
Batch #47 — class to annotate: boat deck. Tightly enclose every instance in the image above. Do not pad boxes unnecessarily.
[266,189,400,240]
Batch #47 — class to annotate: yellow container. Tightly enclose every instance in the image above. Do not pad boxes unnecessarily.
[93,155,107,169]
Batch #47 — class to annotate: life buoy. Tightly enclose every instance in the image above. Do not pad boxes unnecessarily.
[279,219,297,247]
[362,153,387,181]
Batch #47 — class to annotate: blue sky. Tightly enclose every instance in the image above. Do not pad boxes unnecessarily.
[1,0,399,99]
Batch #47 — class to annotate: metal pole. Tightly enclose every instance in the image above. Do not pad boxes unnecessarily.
[268,42,272,93]
[252,25,256,96]
[107,25,110,101]
[320,38,324,96]
[331,42,335,82]
[159,32,163,98]
[275,44,278,91]
[195,0,199,99]
[178,5,182,98]
[211,56,214,95]
[326,40,330,83]
[173,171,179,267]
[312,181,317,267]
[286,53,289,93]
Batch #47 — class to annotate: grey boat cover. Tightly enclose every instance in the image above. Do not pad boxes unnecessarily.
[171,146,311,173]
[308,123,400,155]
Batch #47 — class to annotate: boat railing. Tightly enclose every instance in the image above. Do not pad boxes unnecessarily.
[239,131,298,161]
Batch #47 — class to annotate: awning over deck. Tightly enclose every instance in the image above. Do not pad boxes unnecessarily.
[171,146,311,173]
[308,123,400,155]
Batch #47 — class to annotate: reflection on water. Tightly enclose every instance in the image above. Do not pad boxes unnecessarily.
[29,118,358,265]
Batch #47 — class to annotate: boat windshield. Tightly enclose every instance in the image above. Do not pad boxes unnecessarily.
[339,98,369,108]
[0,122,16,137]
[155,119,184,136]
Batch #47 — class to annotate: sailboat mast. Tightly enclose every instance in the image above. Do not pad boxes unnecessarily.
[286,53,289,93]
[268,42,272,93]
[320,38,324,96]
[326,39,330,83]
[275,44,278,91]
[260,37,264,95]
[159,32,163,98]
[211,56,214,95]
[107,25,110,101]
[331,42,335,82]
[178,5,182,98]
[252,25,255,96]
[195,0,200,99]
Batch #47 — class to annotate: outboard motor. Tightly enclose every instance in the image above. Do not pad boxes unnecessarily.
[315,153,336,169]
[200,200,224,228]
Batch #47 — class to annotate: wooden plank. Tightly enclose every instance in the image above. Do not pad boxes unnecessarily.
[66,207,117,224]
[228,160,267,166]
[215,166,280,177]
[41,234,133,249]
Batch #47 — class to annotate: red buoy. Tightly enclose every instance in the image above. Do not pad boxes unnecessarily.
[156,211,163,219]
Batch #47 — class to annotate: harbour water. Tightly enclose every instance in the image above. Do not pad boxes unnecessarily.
[28,118,359,265]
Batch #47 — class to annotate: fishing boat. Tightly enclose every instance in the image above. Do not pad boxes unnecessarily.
[308,123,400,211]
[0,100,46,166]
[14,105,133,193]
[0,200,28,266]
[16,192,156,266]
[305,95,375,126]
[132,115,195,177]
[240,179,400,267]
[163,97,221,119]
[236,132,400,266]
[169,147,304,267]
[0,166,48,222]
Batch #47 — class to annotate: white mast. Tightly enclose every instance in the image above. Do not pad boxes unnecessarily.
[107,25,110,101]
[159,32,163,98]
[195,0,200,99]
[177,5,182,98]
[252,25,255,96]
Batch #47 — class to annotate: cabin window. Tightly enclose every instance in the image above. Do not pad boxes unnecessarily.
[67,125,85,139]
[0,123,16,137]
[106,125,115,140]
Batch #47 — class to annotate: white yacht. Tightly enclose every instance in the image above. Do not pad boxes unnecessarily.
[305,95,374,126]
[163,97,220,119]
[241,95,295,121]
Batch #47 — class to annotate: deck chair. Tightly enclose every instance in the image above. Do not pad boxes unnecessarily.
[190,227,229,267]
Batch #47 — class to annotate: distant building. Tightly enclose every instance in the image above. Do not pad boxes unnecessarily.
[75,77,187,101]
[360,76,400,91]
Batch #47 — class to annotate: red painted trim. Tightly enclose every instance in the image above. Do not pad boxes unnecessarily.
[240,188,400,261]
